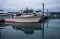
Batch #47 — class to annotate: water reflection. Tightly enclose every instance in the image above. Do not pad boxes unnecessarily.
[0,22,5,38]
[0,22,45,39]
[13,23,43,35]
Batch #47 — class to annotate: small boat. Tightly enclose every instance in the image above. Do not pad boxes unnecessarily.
[5,13,41,22]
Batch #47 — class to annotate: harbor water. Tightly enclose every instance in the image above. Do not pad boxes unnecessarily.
[0,19,60,39]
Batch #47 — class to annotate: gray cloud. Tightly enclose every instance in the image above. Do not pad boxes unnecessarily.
[0,0,60,12]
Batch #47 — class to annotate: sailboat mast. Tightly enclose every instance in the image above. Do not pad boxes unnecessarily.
[21,0,23,13]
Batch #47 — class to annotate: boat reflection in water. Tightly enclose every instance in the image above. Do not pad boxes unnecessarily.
[0,22,45,39]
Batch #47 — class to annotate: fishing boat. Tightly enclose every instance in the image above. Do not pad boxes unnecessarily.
[5,13,41,22]
[4,2,45,23]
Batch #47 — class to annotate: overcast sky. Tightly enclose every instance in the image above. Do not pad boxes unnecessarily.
[0,0,60,12]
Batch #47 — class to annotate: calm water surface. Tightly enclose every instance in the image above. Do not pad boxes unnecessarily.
[0,19,60,39]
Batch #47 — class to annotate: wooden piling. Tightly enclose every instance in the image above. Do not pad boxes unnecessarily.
[0,19,5,22]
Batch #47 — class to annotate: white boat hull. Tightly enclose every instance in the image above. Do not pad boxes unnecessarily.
[5,16,41,22]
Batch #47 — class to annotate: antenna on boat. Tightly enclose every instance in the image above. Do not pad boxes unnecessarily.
[42,3,44,15]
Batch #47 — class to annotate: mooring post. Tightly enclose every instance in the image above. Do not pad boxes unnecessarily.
[47,9,48,16]
[42,3,44,15]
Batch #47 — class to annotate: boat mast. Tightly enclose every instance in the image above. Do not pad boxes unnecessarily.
[21,0,23,13]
